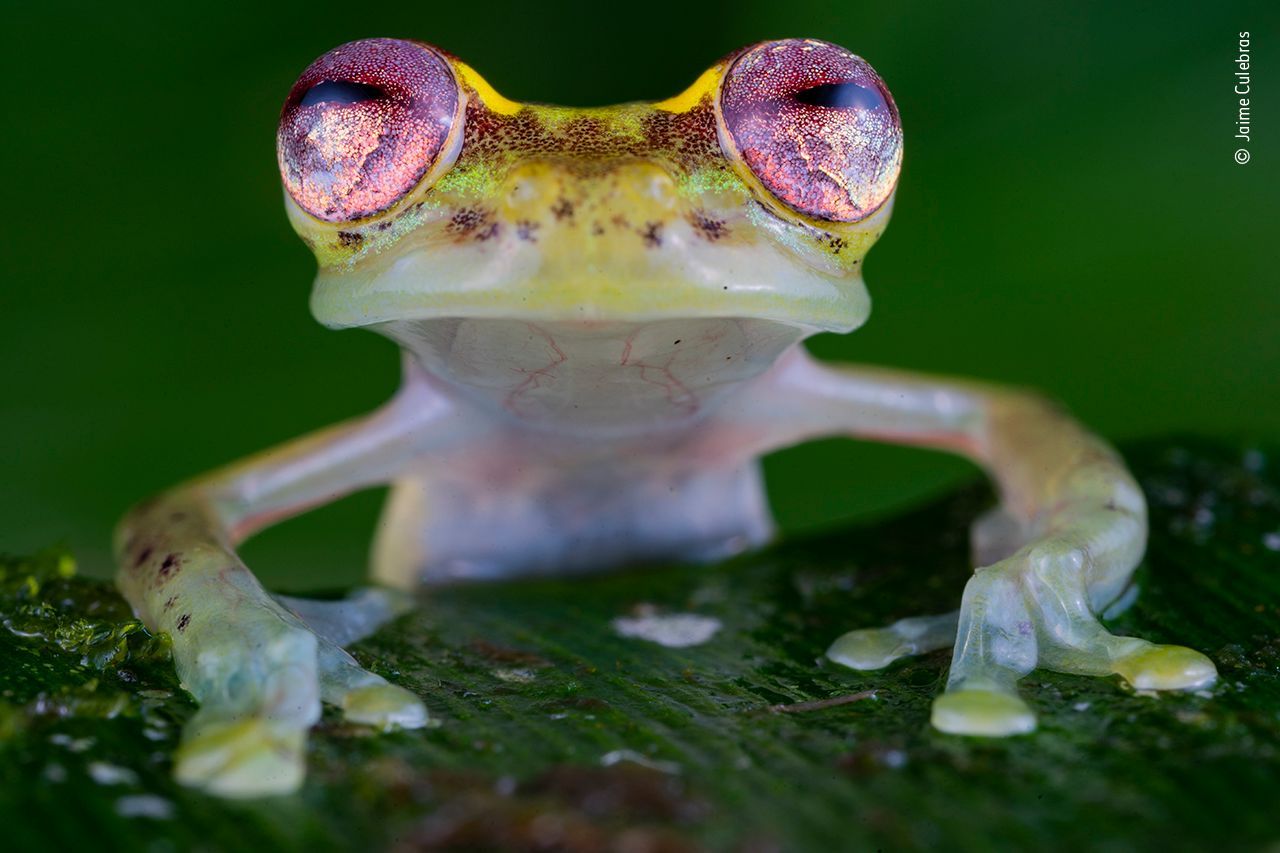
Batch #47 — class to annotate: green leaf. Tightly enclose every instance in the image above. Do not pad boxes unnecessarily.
[2,439,1277,850]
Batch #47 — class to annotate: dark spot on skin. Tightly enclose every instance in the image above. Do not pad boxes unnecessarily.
[476,221,500,242]
[1105,500,1118,511]
[176,613,191,632]
[673,340,682,345]
[610,214,630,230]
[591,222,606,236]
[641,222,663,248]
[516,220,540,242]
[133,546,153,569]
[163,595,178,612]
[158,553,182,579]
[448,207,488,235]
[690,211,728,241]
[377,220,392,231]
[550,198,575,221]
[337,231,363,249]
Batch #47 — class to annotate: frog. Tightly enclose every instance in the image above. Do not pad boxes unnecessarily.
[114,37,1218,798]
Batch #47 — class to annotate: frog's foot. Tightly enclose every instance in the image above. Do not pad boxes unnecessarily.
[279,588,429,730]
[173,589,426,797]
[934,541,1216,736]
[826,540,1217,737]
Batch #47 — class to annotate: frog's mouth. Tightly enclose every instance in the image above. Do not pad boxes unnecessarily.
[307,221,872,335]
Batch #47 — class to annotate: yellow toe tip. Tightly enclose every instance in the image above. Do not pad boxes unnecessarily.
[343,684,429,730]
[174,718,306,798]
[825,630,903,671]
[931,690,1037,737]
[1117,645,1218,692]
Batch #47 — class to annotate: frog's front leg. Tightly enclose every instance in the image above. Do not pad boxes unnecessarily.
[114,360,458,796]
[742,351,1217,735]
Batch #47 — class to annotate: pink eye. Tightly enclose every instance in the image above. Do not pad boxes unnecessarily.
[720,39,903,223]
[277,38,459,223]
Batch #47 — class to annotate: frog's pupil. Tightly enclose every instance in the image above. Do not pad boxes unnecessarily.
[792,82,882,112]
[298,80,384,108]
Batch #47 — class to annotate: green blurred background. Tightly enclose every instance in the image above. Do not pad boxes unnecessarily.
[2,1,1276,587]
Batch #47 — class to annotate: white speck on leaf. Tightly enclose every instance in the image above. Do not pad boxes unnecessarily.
[881,749,908,769]
[492,667,537,684]
[1262,531,1280,551]
[89,762,138,786]
[49,734,94,753]
[115,795,174,819]
[600,749,682,774]
[612,611,721,648]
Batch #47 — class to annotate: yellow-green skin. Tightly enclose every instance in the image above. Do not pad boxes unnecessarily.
[114,45,1217,799]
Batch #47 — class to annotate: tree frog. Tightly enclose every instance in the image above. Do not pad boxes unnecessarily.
[115,37,1217,797]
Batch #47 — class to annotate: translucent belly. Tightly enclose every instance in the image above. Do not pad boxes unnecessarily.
[373,450,774,585]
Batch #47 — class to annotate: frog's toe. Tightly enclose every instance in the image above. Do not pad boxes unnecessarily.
[931,689,1037,737]
[1113,644,1217,692]
[827,627,909,670]
[276,586,414,647]
[342,683,429,730]
[314,636,428,730]
[175,716,306,798]
[826,611,959,671]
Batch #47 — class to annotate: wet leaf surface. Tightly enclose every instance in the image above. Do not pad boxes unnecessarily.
[3,439,1277,851]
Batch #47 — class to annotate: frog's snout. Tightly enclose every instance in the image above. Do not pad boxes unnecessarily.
[499,160,681,230]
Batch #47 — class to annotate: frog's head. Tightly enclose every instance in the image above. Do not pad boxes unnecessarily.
[279,38,902,334]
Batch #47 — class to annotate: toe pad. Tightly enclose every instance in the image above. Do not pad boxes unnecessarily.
[1115,645,1218,691]
[342,683,429,730]
[931,690,1037,737]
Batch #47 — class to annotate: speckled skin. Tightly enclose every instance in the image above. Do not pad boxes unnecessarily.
[114,38,1217,798]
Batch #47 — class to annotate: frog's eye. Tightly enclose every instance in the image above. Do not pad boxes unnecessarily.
[719,39,902,223]
[277,38,459,223]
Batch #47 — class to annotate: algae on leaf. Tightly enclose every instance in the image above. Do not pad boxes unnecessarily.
[1,439,1277,851]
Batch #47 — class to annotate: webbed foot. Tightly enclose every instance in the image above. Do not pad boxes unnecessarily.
[827,538,1216,737]
[172,587,426,796]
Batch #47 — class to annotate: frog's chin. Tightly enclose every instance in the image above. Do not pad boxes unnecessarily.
[307,248,871,334]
